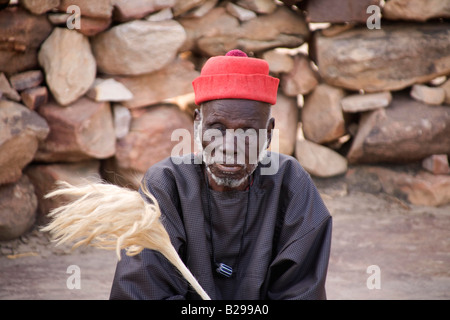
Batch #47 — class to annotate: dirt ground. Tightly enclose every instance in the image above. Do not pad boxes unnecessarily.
[1,174,449,300]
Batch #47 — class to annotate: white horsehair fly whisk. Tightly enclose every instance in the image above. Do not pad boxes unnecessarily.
[41,181,210,300]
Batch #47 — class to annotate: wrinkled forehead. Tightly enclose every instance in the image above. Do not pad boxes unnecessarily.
[201,99,271,126]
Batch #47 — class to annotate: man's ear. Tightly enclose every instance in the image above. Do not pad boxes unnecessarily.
[194,108,201,122]
[266,117,275,148]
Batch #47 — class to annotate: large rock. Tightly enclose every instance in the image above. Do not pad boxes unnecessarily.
[25,160,101,222]
[179,6,309,56]
[312,23,450,92]
[178,7,238,53]
[347,93,450,164]
[346,166,450,207]
[0,6,52,75]
[38,28,96,106]
[35,97,115,162]
[59,1,113,36]
[296,137,348,178]
[305,0,381,23]
[281,53,319,96]
[383,0,450,22]
[76,16,112,37]
[262,49,294,74]
[172,0,206,16]
[0,100,50,185]
[91,20,186,76]
[58,0,113,19]
[302,83,346,144]
[112,0,176,22]
[384,171,450,207]
[46,10,111,36]
[103,104,194,189]
[0,175,37,241]
[19,0,60,15]
[270,93,298,155]
[114,58,199,109]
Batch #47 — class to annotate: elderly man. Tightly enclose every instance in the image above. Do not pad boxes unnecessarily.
[110,50,332,300]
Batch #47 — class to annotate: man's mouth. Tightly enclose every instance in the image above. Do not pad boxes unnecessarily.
[215,163,244,174]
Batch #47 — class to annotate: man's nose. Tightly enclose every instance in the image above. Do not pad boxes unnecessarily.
[216,132,237,161]
[223,131,237,153]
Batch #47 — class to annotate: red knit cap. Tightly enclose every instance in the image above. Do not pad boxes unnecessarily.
[192,50,279,105]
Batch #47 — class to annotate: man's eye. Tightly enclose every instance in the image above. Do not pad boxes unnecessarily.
[212,126,226,134]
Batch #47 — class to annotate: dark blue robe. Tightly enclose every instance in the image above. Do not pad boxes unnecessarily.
[110,152,332,300]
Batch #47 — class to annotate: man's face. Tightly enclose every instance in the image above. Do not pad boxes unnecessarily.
[195,99,274,189]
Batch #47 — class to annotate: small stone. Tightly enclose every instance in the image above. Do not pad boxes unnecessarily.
[113,0,176,22]
[76,16,111,37]
[47,12,70,25]
[146,8,173,21]
[262,49,294,74]
[0,73,21,101]
[422,154,450,175]
[439,79,450,105]
[341,91,392,113]
[9,70,43,91]
[321,23,356,37]
[87,78,133,102]
[226,2,257,21]
[172,0,206,17]
[19,0,60,15]
[20,86,48,110]
[182,0,217,18]
[236,0,277,14]
[410,84,445,105]
[112,104,132,139]
[58,0,113,19]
